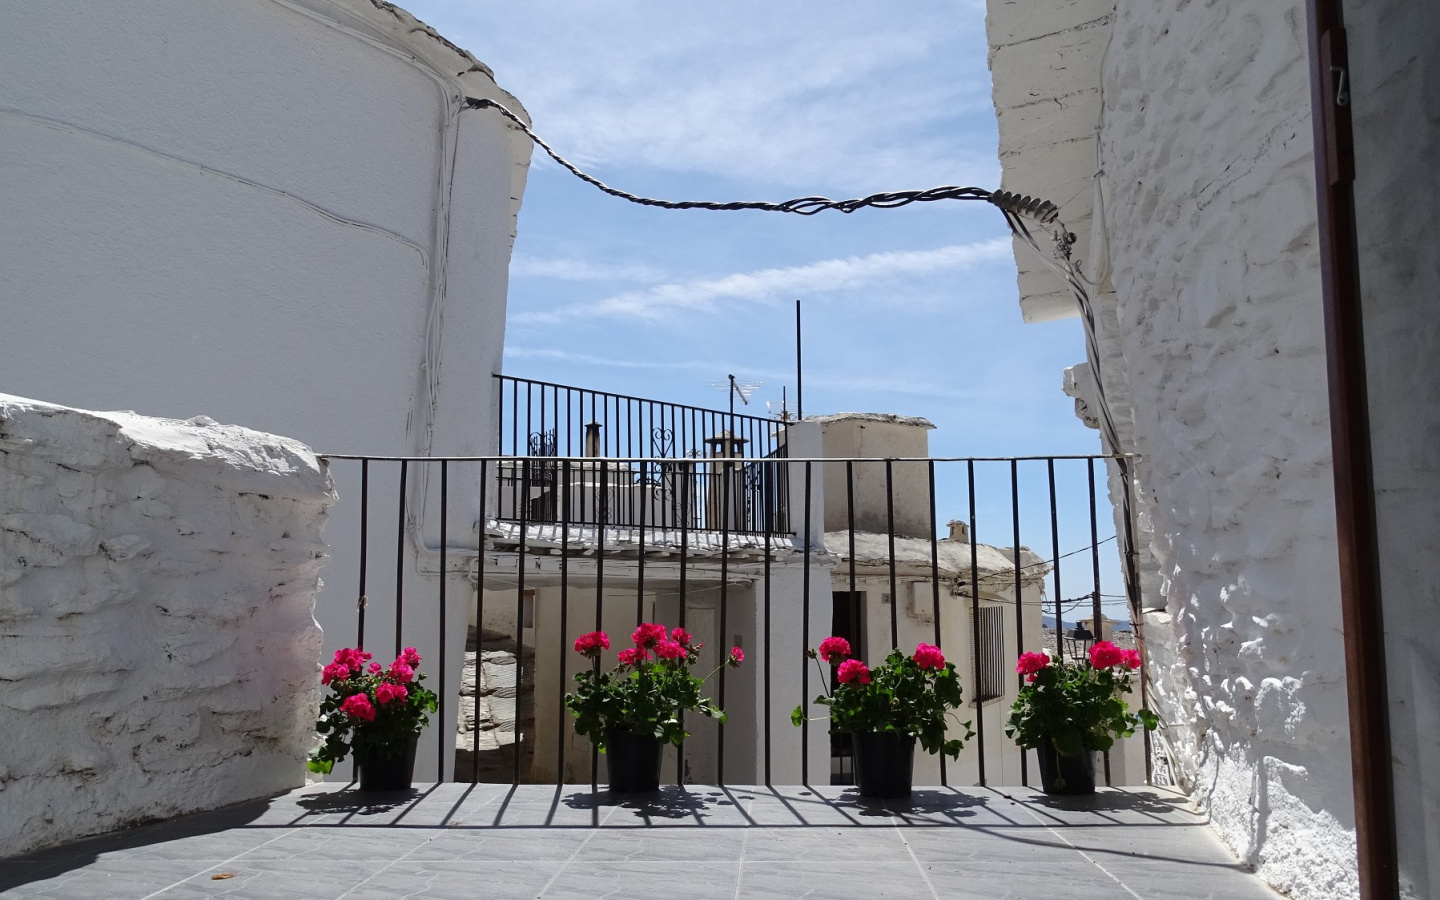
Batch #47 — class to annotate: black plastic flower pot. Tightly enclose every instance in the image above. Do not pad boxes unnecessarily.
[852,732,916,798]
[357,735,419,792]
[1037,743,1096,795]
[606,729,663,793]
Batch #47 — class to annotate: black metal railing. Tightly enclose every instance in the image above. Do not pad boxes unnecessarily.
[494,375,789,534]
[318,452,1145,790]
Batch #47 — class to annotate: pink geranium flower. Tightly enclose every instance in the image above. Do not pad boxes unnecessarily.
[400,647,422,667]
[671,627,691,645]
[368,662,383,674]
[1121,648,1143,670]
[1015,651,1050,682]
[655,640,686,661]
[817,636,852,664]
[632,622,668,649]
[912,643,946,670]
[573,631,611,658]
[339,693,376,722]
[837,659,871,685]
[728,647,745,668]
[375,682,408,705]
[320,662,350,685]
[1088,641,1125,669]
[618,647,650,666]
[389,661,415,683]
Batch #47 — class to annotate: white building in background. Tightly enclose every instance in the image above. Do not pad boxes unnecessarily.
[987,1,1439,898]
[473,409,1081,789]
[0,0,533,781]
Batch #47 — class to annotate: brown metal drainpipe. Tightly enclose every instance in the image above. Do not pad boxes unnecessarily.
[1304,2,1399,897]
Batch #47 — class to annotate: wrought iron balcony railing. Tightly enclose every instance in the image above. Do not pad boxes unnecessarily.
[494,374,789,534]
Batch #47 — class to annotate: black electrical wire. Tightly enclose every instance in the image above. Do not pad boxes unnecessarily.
[466,97,1056,220]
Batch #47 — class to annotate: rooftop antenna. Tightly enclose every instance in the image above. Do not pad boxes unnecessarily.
[766,386,794,423]
[707,373,761,419]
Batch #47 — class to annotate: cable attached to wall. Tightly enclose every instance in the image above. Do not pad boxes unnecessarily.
[466,96,1140,615]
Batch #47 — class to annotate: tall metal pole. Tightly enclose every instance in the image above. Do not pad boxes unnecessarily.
[795,300,804,420]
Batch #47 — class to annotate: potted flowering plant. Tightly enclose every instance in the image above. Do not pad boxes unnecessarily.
[307,646,439,791]
[791,637,973,798]
[565,623,742,792]
[1006,641,1159,794]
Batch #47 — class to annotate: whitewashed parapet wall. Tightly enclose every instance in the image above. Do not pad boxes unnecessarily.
[0,395,334,858]
[987,1,1358,898]
[0,0,532,783]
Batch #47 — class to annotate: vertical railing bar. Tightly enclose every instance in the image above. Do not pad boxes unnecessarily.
[593,460,607,793]
[438,460,448,780]
[474,459,487,783]
[1089,460,1112,786]
[928,459,946,786]
[1048,459,1063,663]
[677,460,689,785]
[886,460,899,651]
[847,461,857,619]
[763,456,774,786]
[627,400,635,527]
[968,459,985,786]
[1012,459,1026,786]
[801,460,813,786]
[637,460,647,625]
[1118,470,1153,786]
[558,459,571,788]
[718,458,730,785]
[514,459,530,786]
[358,459,369,648]
[395,460,407,659]
[511,379,519,517]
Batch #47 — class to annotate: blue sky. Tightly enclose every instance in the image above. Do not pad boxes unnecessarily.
[403,1,1128,618]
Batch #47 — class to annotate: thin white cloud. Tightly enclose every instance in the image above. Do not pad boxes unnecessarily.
[416,0,1000,191]
[510,256,667,284]
[503,347,980,403]
[512,237,1010,325]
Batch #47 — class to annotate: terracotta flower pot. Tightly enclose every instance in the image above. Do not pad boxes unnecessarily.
[1037,743,1095,795]
[606,729,663,792]
[852,732,916,798]
[357,735,419,792]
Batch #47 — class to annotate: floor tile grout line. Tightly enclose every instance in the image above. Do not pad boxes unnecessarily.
[137,826,308,900]
[731,797,754,900]
[534,800,624,898]
[331,825,452,899]
[892,821,942,900]
[1015,802,1145,900]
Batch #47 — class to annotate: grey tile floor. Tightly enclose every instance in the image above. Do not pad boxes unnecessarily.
[0,784,1281,899]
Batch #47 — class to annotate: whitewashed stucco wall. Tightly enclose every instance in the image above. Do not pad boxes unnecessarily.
[990,1,1361,897]
[1092,3,1356,897]
[1348,0,1440,895]
[0,395,333,858]
[0,0,532,781]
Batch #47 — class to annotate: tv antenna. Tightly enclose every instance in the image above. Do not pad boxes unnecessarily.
[766,386,795,422]
[708,373,762,418]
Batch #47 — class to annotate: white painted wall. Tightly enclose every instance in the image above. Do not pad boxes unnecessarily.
[1092,6,1357,896]
[0,395,333,857]
[0,0,532,781]
[988,1,1362,897]
[1347,1,1440,896]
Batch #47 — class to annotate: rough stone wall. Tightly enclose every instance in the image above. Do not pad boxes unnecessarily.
[0,395,333,857]
[1094,2,1359,897]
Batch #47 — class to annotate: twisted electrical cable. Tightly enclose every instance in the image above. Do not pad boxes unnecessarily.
[467,95,1143,614]
[466,97,1000,215]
